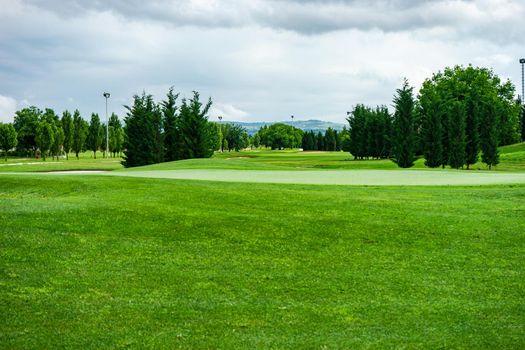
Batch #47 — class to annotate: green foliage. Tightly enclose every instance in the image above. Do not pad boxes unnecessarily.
[221,123,248,151]
[122,92,163,167]
[419,65,521,169]
[178,91,214,159]
[447,101,467,169]
[252,133,260,148]
[87,113,102,158]
[72,110,87,159]
[13,106,41,155]
[392,79,416,168]
[347,104,392,159]
[162,87,181,161]
[61,111,74,159]
[419,83,444,168]
[256,123,303,150]
[50,122,65,160]
[108,113,124,157]
[480,100,500,169]
[0,123,18,160]
[35,120,54,161]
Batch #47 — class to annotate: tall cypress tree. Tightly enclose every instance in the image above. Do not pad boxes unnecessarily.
[162,87,180,161]
[447,101,467,169]
[464,92,480,169]
[420,89,444,168]
[392,79,416,168]
[480,100,499,169]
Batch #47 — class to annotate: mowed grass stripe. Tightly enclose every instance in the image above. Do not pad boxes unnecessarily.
[109,169,525,185]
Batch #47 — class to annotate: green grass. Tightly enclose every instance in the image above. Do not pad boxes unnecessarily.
[1,174,524,348]
[0,151,123,172]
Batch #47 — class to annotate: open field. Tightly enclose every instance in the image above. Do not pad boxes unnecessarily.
[1,144,525,348]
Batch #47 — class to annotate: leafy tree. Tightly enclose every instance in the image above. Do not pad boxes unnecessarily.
[223,123,248,151]
[50,123,64,160]
[253,133,260,148]
[178,91,214,159]
[447,101,467,169]
[61,110,74,159]
[72,110,87,159]
[36,120,54,161]
[519,98,525,141]
[257,123,303,150]
[392,79,417,168]
[0,123,18,160]
[339,127,351,152]
[108,113,124,157]
[87,113,102,158]
[13,106,41,156]
[162,87,180,161]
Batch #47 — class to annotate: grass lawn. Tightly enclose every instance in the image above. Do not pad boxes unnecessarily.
[1,174,524,348]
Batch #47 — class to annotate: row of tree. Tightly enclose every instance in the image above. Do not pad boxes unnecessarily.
[7,106,124,161]
[301,128,350,152]
[347,65,524,169]
[123,89,218,167]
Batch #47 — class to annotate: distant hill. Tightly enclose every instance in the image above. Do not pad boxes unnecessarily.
[225,120,346,135]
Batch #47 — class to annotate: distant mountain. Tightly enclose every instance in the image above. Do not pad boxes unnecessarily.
[225,119,346,135]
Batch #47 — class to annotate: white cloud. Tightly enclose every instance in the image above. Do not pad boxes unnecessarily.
[210,103,249,121]
[0,95,17,122]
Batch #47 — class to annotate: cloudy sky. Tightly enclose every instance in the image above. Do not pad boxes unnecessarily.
[0,0,523,123]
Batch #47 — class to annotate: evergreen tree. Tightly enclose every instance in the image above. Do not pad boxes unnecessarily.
[162,87,179,161]
[122,92,161,167]
[178,91,214,159]
[324,127,336,151]
[253,133,260,148]
[0,123,18,161]
[108,113,123,157]
[347,104,368,159]
[36,120,54,161]
[72,110,87,159]
[317,131,325,151]
[447,101,467,169]
[87,113,102,158]
[419,86,444,168]
[480,99,500,169]
[392,79,417,168]
[464,89,480,169]
[61,110,74,159]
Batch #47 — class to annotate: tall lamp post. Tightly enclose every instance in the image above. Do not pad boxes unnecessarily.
[520,58,525,105]
[103,92,110,158]
[218,116,223,152]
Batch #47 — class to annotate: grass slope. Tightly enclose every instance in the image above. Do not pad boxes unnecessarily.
[1,175,524,348]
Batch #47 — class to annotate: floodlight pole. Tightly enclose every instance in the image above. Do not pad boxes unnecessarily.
[218,116,223,152]
[520,59,525,106]
[103,92,110,158]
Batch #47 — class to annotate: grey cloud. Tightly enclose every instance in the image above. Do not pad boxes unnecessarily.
[20,0,524,41]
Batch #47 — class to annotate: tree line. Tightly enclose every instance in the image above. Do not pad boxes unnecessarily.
[2,106,124,161]
[346,65,524,169]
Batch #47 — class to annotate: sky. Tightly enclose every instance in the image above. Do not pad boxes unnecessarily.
[0,0,524,124]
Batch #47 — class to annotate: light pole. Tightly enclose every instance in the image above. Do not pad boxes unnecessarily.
[520,58,525,105]
[218,116,223,152]
[103,92,110,158]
